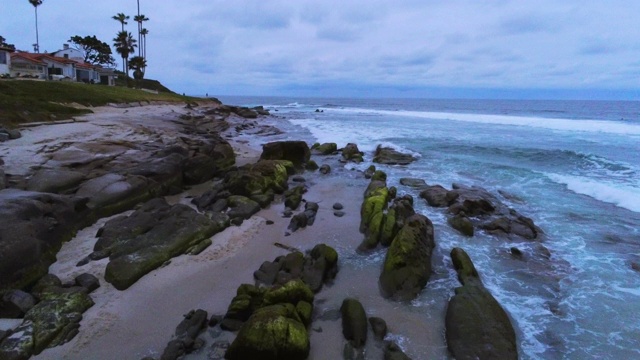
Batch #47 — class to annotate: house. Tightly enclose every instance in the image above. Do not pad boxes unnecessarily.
[9,52,47,79]
[51,44,117,85]
[50,43,84,62]
[0,46,14,75]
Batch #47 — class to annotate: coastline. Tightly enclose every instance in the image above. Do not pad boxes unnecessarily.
[6,102,445,359]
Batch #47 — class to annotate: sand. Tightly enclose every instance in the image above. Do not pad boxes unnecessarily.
[15,104,446,360]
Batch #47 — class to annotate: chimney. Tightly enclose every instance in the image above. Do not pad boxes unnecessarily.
[63,44,69,50]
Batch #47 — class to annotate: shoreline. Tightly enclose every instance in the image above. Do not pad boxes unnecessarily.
[9,102,444,359]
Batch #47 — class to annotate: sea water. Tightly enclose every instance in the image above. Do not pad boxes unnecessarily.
[219,96,640,359]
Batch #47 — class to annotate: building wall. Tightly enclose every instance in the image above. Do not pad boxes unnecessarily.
[52,47,84,62]
[0,50,10,74]
[10,58,46,78]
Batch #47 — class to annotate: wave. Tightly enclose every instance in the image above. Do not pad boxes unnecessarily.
[321,107,640,136]
[546,173,640,213]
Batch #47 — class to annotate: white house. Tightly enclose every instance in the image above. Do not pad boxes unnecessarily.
[50,43,84,62]
[0,46,14,75]
[9,52,47,79]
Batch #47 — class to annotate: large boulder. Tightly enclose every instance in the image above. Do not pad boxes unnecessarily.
[445,248,517,360]
[97,198,225,290]
[419,185,455,207]
[260,141,311,168]
[74,173,156,218]
[359,180,389,251]
[373,145,417,165]
[225,160,293,198]
[340,298,368,348]
[311,142,338,155]
[26,169,86,194]
[342,143,364,163]
[225,304,310,360]
[0,190,87,292]
[380,196,415,247]
[379,214,435,300]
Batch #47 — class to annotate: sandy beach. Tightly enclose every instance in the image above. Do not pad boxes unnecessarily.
[0,103,446,359]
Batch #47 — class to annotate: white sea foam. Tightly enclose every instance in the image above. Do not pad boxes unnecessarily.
[322,107,640,135]
[546,173,640,213]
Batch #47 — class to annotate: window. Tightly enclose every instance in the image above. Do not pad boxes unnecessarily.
[0,52,6,64]
[63,54,69,59]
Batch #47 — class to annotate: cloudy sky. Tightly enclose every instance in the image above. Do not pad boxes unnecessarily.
[1,0,639,99]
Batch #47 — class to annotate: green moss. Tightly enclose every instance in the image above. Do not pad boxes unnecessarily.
[296,301,313,327]
[372,170,387,182]
[380,209,397,247]
[263,280,314,306]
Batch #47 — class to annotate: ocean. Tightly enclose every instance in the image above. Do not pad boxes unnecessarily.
[218,96,640,359]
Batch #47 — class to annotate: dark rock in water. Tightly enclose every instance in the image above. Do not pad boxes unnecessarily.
[373,145,416,165]
[0,190,87,292]
[380,195,415,247]
[174,309,208,348]
[282,209,293,218]
[311,142,338,155]
[342,143,364,163]
[371,170,387,182]
[379,214,435,300]
[340,298,367,348]
[334,211,345,217]
[227,195,261,219]
[399,178,427,188]
[260,141,311,168]
[0,290,36,318]
[420,185,454,207]
[254,261,281,286]
[305,160,319,171]
[632,262,640,272]
[304,201,319,226]
[446,247,517,360]
[266,220,274,225]
[384,341,412,360]
[230,217,244,226]
[448,214,474,237]
[98,198,227,290]
[319,164,331,174]
[288,212,308,232]
[301,244,338,293]
[225,304,310,360]
[74,273,100,293]
[364,165,376,179]
[510,247,524,258]
[333,202,344,210]
[292,175,306,183]
[160,339,185,360]
[369,317,388,341]
[284,185,305,210]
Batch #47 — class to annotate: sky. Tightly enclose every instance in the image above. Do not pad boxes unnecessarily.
[1,0,639,100]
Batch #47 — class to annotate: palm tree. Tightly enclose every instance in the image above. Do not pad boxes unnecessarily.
[112,13,129,32]
[129,56,147,81]
[140,28,149,61]
[113,31,136,79]
[28,0,43,53]
[133,14,149,57]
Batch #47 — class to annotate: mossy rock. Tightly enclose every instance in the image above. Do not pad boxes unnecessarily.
[380,209,397,247]
[448,215,474,237]
[227,195,261,219]
[359,181,389,250]
[296,301,313,327]
[450,247,480,286]
[340,298,367,348]
[260,141,311,168]
[371,170,387,182]
[263,280,314,306]
[312,143,338,155]
[305,160,319,171]
[284,185,305,210]
[225,304,309,360]
[379,214,435,301]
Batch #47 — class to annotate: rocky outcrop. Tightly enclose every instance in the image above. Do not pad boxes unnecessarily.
[160,309,208,360]
[259,141,311,168]
[311,142,338,155]
[445,247,517,360]
[89,198,225,290]
[359,179,389,250]
[342,143,364,163]
[379,214,435,301]
[340,298,367,348]
[373,145,417,165]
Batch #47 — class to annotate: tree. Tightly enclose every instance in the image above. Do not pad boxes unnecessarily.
[28,0,43,53]
[129,56,147,80]
[112,13,129,32]
[68,35,115,66]
[140,28,149,62]
[133,14,149,57]
[0,36,16,50]
[113,31,136,78]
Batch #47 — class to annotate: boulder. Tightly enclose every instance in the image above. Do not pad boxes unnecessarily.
[420,185,454,207]
[260,141,311,168]
[319,164,331,174]
[373,145,416,165]
[342,143,364,163]
[305,160,319,171]
[359,180,389,250]
[445,248,517,360]
[225,304,310,360]
[263,280,314,307]
[448,215,474,237]
[26,169,86,194]
[301,244,339,292]
[0,290,36,318]
[74,273,100,293]
[225,160,293,197]
[399,178,427,188]
[379,214,435,300]
[311,142,338,155]
[75,173,155,218]
[340,298,367,348]
[364,165,376,179]
[369,317,388,341]
[284,185,305,210]
[380,196,415,247]
[227,195,261,220]
[384,342,412,360]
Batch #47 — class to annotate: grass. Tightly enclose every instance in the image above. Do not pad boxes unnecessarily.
[0,79,210,128]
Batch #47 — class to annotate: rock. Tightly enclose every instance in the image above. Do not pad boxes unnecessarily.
[100,199,226,290]
[380,196,415,247]
[0,290,36,318]
[343,342,365,360]
[446,248,517,360]
[234,107,258,119]
[371,170,387,182]
[227,195,261,219]
[26,169,86,194]
[296,301,313,327]
[288,212,308,232]
[373,145,416,165]
[510,247,523,258]
[379,214,435,301]
[221,285,265,331]
[74,273,100,293]
[399,178,427,188]
[420,185,454,207]
[384,341,412,360]
[340,298,367,348]
[303,202,319,226]
[334,211,345,217]
[359,180,389,251]
[301,244,338,292]
[311,143,338,155]
[182,139,235,184]
[305,160,319,171]
[631,262,640,272]
[364,165,376,179]
[319,164,331,174]
[0,190,86,292]
[160,339,185,360]
[75,173,155,217]
[225,304,310,360]
[342,143,364,163]
[260,141,311,168]
[174,309,208,348]
[254,261,281,285]
[448,214,474,237]
[333,203,344,210]
[263,280,314,306]
[284,185,305,210]
[369,317,388,341]
[225,160,293,197]
[292,176,306,183]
